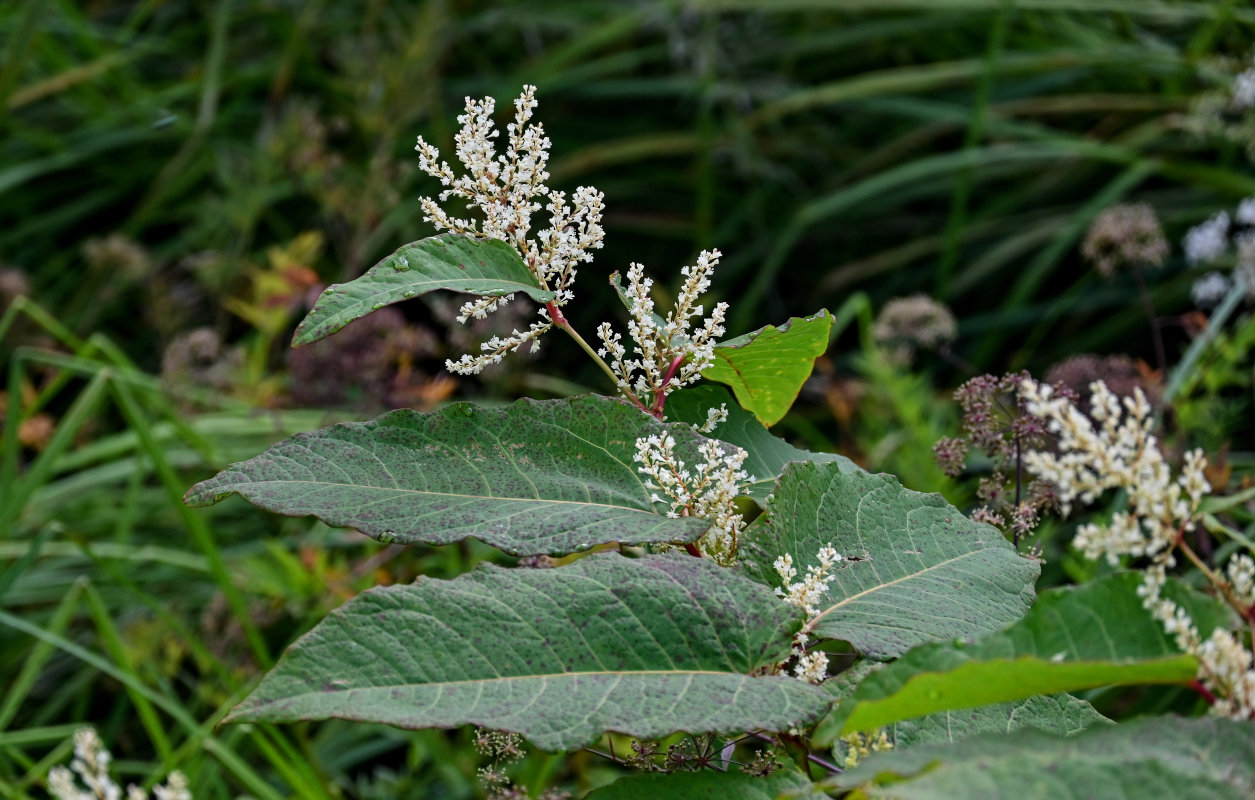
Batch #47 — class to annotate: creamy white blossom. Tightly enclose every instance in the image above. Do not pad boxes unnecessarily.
[697,403,729,434]
[772,545,843,684]
[1024,380,1253,720]
[1184,212,1230,266]
[415,86,605,375]
[633,431,751,565]
[1021,379,1208,564]
[1191,271,1232,309]
[1139,564,1255,720]
[1234,63,1255,110]
[597,250,729,409]
[48,728,191,800]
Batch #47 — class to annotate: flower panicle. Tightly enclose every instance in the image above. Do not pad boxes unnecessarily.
[633,430,752,565]
[1023,379,1253,720]
[772,544,844,685]
[597,249,729,409]
[415,85,605,373]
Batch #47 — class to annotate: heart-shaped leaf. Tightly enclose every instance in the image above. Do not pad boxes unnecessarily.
[741,463,1039,660]
[665,384,860,503]
[702,311,833,427]
[292,233,555,347]
[185,395,714,556]
[224,554,832,750]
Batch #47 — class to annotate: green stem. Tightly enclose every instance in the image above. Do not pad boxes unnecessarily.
[1178,538,1247,621]
[548,302,650,413]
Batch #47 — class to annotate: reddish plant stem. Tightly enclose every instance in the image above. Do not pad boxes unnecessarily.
[651,354,687,418]
[1189,679,1218,706]
[684,542,703,558]
[751,732,842,775]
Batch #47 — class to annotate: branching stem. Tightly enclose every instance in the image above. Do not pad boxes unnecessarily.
[548,301,652,414]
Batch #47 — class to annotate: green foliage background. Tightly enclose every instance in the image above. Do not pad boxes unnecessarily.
[2,1,1253,797]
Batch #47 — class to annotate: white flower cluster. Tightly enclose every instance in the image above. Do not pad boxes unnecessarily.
[1023,380,1255,720]
[1184,211,1230,266]
[49,728,191,800]
[696,403,729,434]
[633,431,751,565]
[1139,564,1255,720]
[415,86,605,375]
[1020,379,1209,564]
[1191,271,1232,309]
[597,251,729,410]
[773,545,843,684]
[1233,59,1255,110]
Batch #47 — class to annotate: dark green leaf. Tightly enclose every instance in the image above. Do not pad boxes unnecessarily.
[224,554,831,750]
[741,464,1038,659]
[185,395,712,556]
[291,234,555,347]
[816,573,1228,741]
[665,385,860,503]
[586,768,827,799]
[826,716,1255,800]
[702,311,833,427]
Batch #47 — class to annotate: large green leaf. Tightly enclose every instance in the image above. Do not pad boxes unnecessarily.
[291,233,555,347]
[702,311,833,427]
[816,572,1229,740]
[586,769,827,799]
[834,654,1194,738]
[886,695,1109,749]
[741,464,1039,659]
[665,385,861,503]
[224,554,831,750]
[825,716,1255,800]
[823,658,1109,748]
[185,395,714,556]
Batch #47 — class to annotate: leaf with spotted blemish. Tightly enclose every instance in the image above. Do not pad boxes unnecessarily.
[223,554,832,750]
[291,233,555,347]
[740,463,1039,660]
[702,310,833,427]
[184,395,715,556]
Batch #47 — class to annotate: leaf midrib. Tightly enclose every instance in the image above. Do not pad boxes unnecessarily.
[810,549,998,627]
[221,477,675,514]
[266,668,775,697]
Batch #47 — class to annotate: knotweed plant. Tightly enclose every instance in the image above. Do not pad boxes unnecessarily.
[183,85,1255,798]
[1022,379,1254,719]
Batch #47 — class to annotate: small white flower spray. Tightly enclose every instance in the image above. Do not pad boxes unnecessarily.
[47,728,191,800]
[1022,378,1255,719]
[772,545,843,684]
[415,86,733,421]
[633,432,752,565]
[597,250,730,416]
[415,86,608,379]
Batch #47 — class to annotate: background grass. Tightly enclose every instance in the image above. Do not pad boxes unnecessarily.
[2,1,1253,796]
